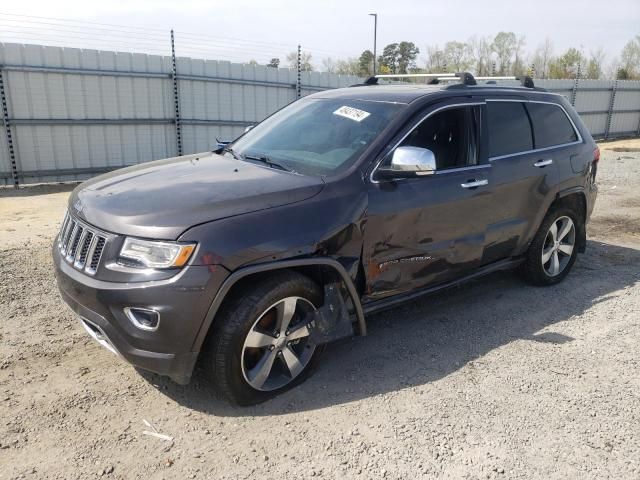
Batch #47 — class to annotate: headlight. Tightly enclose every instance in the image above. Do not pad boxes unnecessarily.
[118,237,196,269]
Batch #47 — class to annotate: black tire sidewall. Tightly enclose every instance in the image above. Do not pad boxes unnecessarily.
[207,272,324,405]
[523,207,580,286]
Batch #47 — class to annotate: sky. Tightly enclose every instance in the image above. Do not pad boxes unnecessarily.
[0,0,638,67]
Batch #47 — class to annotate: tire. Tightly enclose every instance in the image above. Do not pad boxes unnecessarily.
[202,271,324,406]
[520,206,581,286]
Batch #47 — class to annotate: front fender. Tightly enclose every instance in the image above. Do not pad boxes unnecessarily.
[178,176,367,273]
[189,257,367,353]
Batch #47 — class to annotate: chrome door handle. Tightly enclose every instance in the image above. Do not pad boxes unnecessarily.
[460,179,488,189]
[534,159,553,167]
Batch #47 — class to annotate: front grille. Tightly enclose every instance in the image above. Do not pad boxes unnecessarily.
[57,212,108,275]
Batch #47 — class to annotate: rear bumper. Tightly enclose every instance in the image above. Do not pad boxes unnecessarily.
[53,245,229,384]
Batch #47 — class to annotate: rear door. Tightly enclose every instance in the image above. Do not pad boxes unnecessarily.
[481,98,566,263]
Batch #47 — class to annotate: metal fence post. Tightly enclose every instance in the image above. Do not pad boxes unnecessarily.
[604,73,619,140]
[570,62,581,107]
[0,66,19,188]
[170,30,183,156]
[296,45,301,99]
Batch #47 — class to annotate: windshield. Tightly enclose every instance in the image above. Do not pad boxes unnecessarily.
[227,98,405,176]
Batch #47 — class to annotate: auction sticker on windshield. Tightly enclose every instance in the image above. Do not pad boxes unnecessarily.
[333,105,371,122]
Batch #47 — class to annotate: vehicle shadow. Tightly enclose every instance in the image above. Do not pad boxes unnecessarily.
[143,239,639,416]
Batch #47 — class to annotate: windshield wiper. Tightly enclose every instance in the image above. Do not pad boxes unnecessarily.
[223,146,242,161]
[243,154,296,173]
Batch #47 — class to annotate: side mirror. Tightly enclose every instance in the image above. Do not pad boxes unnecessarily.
[378,146,437,178]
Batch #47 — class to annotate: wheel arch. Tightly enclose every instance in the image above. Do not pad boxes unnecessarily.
[551,187,588,253]
[191,258,367,354]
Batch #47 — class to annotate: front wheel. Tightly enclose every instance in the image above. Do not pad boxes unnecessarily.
[202,271,323,405]
[520,207,580,286]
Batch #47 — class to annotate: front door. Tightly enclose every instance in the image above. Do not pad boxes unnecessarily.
[363,101,494,300]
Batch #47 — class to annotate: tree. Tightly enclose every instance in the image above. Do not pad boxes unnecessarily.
[380,42,419,74]
[586,48,606,79]
[620,35,640,79]
[359,50,375,76]
[548,48,586,78]
[397,41,420,73]
[468,35,493,76]
[247,59,258,66]
[531,38,554,78]
[335,58,361,76]
[443,41,471,72]
[267,58,280,68]
[425,44,447,72]
[512,35,527,76]
[491,31,517,75]
[377,63,391,74]
[322,57,337,73]
[286,50,313,71]
[381,43,400,73]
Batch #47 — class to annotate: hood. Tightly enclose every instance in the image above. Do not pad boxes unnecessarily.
[70,152,324,239]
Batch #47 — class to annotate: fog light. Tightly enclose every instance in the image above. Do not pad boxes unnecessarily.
[124,307,160,331]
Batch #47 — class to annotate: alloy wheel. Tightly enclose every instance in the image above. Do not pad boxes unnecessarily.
[241,296,316,391]
[541,215,576,277]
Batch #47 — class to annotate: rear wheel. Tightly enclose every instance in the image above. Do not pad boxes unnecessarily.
[521,207,580,286]
[202,271,323,405]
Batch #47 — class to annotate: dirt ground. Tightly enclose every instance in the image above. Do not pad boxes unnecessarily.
[1,139,639,480]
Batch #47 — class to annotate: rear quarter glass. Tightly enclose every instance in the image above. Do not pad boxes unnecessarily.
[526,102,578,148]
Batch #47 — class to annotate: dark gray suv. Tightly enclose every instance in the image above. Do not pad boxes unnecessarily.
[53,73,598,405]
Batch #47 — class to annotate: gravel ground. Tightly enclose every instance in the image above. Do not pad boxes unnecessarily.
[1,140,639,480]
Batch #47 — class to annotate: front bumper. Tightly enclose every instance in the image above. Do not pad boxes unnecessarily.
[53,246,229,384]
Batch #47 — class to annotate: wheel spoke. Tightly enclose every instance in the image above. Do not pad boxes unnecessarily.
[282,346,304,378]
[557,243,574,256]
[244,329,275,348]
[247,349,278,389]
[287,323,311,341]
[550,251,560,275]
[557,218,573,241]
[276,297,298,333]
[542,245,555,264]
[241,295,318,391]
[548,221,558,242]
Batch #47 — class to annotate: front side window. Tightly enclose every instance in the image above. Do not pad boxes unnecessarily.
[228,98,405,176]
[486,102,533,158]
[526,102,578,148]
[397,105,481,170]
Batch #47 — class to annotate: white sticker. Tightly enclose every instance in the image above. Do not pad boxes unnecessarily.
[333,105,371,122]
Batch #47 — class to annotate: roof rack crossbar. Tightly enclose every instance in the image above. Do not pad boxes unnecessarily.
[360,72,539,89]
[474,76,518,80]
[374,73,456,78]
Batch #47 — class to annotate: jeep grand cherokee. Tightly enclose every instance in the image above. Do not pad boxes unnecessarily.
[53,73,598,405]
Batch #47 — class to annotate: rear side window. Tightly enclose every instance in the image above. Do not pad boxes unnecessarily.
[526,102,578,148]
[486,102,533,158]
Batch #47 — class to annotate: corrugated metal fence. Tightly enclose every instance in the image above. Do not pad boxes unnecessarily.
[0,42,360,186]
[1,42,640,187]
